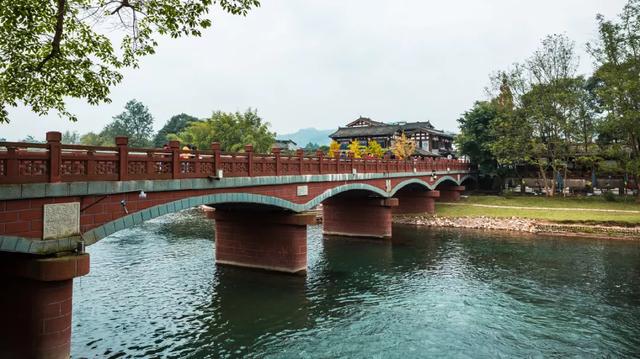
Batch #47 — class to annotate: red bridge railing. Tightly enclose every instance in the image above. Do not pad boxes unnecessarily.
[0,132,472,185]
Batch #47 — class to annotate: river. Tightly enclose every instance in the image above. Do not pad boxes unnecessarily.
[72,209,640,358]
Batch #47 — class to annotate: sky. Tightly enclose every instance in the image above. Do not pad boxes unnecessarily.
[2,0,628,141]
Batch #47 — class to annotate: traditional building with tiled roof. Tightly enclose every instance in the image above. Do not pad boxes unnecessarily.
[329,116,455,157]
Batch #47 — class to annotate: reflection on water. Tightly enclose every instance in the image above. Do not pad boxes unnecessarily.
[73,210,640,358]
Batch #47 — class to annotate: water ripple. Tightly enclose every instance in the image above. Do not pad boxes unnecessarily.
[72,210,640,358]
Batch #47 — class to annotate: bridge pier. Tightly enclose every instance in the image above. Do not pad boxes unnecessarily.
[393,190,440,215]
[437,185,465,202]
[212,210,316,274]
[0,253,89,359]
[322,197,398,239]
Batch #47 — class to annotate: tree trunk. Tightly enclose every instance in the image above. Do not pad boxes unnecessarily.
[635,174,640,203]
[562,166,568,197]
[548,166,558,198]
[538,163,550,196]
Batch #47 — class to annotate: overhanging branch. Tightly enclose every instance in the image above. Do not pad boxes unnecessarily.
[37,0,67,71]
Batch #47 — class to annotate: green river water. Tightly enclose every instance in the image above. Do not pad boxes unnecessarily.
[72,209,640,358]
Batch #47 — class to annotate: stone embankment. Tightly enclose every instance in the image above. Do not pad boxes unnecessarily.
[393,215,640,240]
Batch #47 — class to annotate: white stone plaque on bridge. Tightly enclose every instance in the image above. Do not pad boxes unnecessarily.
[43,202,80,240]
[297,185,308,197]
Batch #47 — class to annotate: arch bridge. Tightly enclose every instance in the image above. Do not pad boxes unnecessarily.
[0,132,475,358]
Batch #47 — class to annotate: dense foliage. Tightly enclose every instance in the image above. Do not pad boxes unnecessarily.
[153,113,200,147]
[172,108,275,153]
[456,102,498,174]
[0,0,260,123]
[81,99,154,147]
[457,0,640,198]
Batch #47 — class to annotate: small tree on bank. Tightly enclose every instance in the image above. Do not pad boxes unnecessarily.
[348,140,363,158]
[328,140,341,158]
[391,132,416,160]
[366,140,385,158]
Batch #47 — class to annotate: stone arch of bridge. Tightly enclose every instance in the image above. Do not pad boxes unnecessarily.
[460,175,478,190]
[82,183,389,246]
[390,175,471,196]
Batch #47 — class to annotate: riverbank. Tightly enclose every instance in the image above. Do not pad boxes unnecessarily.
[436,195,640,225]
[393,215,640,240]
[394,195,640,240]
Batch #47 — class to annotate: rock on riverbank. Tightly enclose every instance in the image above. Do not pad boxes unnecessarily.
[393,215,640,240]
[394,215,537,233]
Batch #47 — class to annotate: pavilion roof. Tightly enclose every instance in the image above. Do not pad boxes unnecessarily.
[329,121,455,139]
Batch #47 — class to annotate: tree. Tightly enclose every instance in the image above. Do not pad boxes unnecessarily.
[486,68,533,186]
[105,99,155,147]
[61,131,80,144]
[348,139,363,158]
[456,101,499,175]
[80,132,108,146]
[303,142,320,151]
[22,135,44,143]
[490,34,584,196]
[365,140,384,158]
[328,140,341,158]
[0,0,260,123]
[153,113,200,147]
[303,142,329,155]
[588,0,640,199]
[79,99,154,146]
[391,132,416,160]
[176,108,274,152]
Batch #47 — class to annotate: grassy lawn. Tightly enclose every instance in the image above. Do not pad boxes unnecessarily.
[435,195,640,225]
[457,195,640,211]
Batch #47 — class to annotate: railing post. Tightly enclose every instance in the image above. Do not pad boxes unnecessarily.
[115,136,129,181]
[297,149,304,175]
[245,144,254,177]
[87,149,96,178]
[146,152,155,177]
[272,147,281,176]
[349,152,355,173]
[6,146,18,178]
[169,140,180,179]
[316,150,324,174]
[333,151,340,173]
[193,148,201,176]
[47,131,62,182]
[211,142,221,176]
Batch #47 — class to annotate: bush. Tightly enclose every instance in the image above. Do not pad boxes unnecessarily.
[603,191,617,202]
[502,191,515,199]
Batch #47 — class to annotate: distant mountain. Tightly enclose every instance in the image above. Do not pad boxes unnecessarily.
[277,128,334,146]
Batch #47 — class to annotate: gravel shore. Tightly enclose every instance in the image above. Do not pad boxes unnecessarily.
[393,215,640,240]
